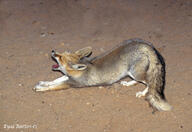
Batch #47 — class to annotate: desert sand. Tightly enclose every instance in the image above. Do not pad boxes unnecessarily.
[0,0,192,132]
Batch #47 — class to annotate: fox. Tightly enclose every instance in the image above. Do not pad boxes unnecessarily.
[34,38,172,112]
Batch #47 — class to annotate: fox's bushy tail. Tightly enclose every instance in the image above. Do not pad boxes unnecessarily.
[145,51,172,111]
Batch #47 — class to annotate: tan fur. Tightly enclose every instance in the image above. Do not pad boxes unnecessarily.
[48,83,70,91]
[34,38,172,112]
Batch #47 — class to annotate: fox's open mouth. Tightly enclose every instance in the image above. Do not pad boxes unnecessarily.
[51,50,60,70]
[52,58,60,70]
[52,64,59,69]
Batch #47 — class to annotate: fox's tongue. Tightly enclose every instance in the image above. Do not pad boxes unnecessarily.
[52,64,59,69]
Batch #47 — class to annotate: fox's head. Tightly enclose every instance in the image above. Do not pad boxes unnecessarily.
[51,47,92,77]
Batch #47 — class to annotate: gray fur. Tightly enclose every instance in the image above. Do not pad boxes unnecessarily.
[72,38,172,111]
[35,38,172,112]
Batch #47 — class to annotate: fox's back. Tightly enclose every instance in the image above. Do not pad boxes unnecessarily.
[91,39,156,65]
[84,39,158,85]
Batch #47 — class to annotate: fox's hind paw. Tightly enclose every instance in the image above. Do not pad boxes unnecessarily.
[136,87,148,98]
[136,91,145,98]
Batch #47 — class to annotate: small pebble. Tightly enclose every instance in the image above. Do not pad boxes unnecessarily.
[32,20,37,24]
[45,53,48,57]
[60,42,65,46]
[48,32,54,35]
[86,102,90,105]
[40,33,46,37]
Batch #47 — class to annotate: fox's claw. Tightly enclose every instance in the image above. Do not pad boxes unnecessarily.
[33,81,50,92]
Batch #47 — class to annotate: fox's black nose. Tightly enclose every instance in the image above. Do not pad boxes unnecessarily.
[52,50,55,53]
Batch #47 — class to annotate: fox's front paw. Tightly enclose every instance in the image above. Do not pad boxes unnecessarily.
[120,81,129,86]
[33,81,50,92]
[38,81,51,86]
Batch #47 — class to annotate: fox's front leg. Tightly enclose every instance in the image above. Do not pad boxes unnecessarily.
[33,76,70,92]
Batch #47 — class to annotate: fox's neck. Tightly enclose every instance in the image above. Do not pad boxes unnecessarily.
[68,65,101,86]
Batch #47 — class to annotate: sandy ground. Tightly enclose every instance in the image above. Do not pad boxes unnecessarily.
[0,0,192,132]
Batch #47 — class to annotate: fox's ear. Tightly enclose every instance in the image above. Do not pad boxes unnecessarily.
[71,64,87,70]
[75,47,92,59]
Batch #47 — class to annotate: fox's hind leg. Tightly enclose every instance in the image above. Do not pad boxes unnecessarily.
[34,76,70,92]
[129,70,149,98]
[127,57,149,98]
[120,80,138,87]
[128,71,149,98]
[120,77,148,98]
